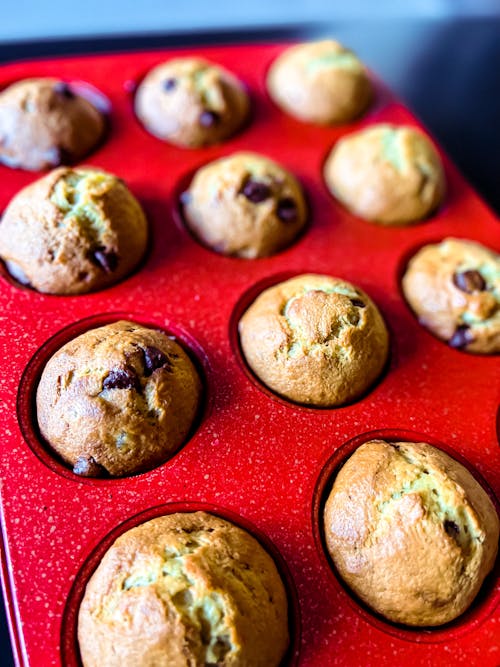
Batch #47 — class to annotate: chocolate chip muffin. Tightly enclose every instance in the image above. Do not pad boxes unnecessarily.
[36,321,202,477]
[135,58,249,148]
[402,238,500,354]
[267,40,372,125]
[0,78,106,171]
[238,274,389,406]
[324,439,499,626]
[0,166,148,294]
[324,124,445,224]
[78,511,289,667]
[182,152,307,258]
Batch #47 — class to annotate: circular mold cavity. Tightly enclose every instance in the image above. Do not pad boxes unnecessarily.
[312,428,500,643]
[172,160,310,260]
[17,312,211,484]
[229,272,393,412]
[397,236,500,356]
[61,501,300,667]
[128,61,253,146]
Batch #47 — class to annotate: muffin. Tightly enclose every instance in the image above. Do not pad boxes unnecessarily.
[0,77,106,171]
[135,57,249,148]
[324,124,445,224]
[267,40,372,125]
[402,238,500,354]
[238,274,389,406]
[78,511,289,667]
[36,321,202,477]
[323,439,499,626]
[0,166,148,294]
[182,152,307,258]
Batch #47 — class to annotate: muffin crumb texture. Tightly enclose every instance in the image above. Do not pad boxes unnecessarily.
[324,440,499,626]
[402,238,500,354]
[36,321,202,477]
[78,512,289,667]
[324,123,445,224]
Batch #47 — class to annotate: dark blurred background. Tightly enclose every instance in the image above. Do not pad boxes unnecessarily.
[1,3,499,665]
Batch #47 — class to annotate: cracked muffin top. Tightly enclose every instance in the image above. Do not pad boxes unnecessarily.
[402,238,500,354]
[78,511,289,667]
[36,320,202,477]
[135,57,249,148]
[323,440,499,626]
[181,151,307,258]
[0,166,148,294]
[238,274,389,407]
[267,40,373,125]
[0,77,106,171]
[324,124,445,225]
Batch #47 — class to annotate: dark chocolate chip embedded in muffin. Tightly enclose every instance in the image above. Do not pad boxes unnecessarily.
[324,439,500,626]
[0,78,106,171]
[0,166,148,294]
[402,238,500,353]
[135,57,249,148]
[36,321,203,477]
[182,152,307,258]
[78,512,289,667]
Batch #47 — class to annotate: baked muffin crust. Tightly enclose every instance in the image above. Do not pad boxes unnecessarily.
[324,439,499,626]
[324,124,445,224]
[36,321,202,477]
[0,166,148,294]
[239,274,389,406]
[0,77,106,171]
[78,511,289,667]
[135,57,249,148]
[182,152,307,258]
[267,40,372,125]
[402,238,500,354]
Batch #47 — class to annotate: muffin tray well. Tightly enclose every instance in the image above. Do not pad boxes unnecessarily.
[0,43,499,666]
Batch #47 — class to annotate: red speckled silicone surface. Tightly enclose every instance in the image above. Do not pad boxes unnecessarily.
[0,43,499,667]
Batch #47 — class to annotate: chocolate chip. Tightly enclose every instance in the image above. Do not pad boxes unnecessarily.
[163,77,177,91]
[444,520,460,537]
[276,198,298,223]
[199,110,219,127]
[73,455,108,477]
[141,346,171,376]
[350,298,366,308]
[449,324,473,349]
[453,270,486,293]
[53,81,75,99]
[240,179,271,203]
[102,367,140,391]
[90,246,118,273]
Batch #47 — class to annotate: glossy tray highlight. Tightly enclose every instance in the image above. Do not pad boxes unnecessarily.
[0,43,499,667]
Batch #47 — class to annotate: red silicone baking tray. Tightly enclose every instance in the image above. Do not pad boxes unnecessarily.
[0,42,499,667]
